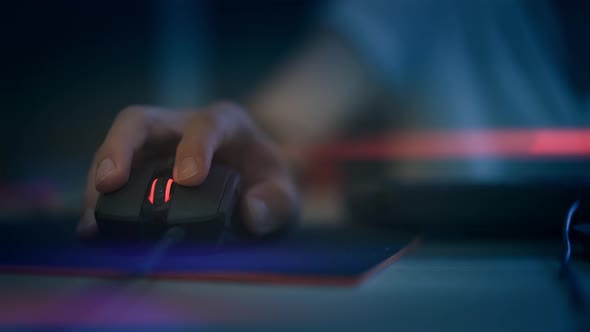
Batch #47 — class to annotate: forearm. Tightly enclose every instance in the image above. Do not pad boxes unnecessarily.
[247,32,379,147]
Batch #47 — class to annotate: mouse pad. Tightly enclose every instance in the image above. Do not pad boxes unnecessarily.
[0,218,418,286]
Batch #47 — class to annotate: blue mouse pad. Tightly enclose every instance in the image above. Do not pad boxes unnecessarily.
[0,218,418,286]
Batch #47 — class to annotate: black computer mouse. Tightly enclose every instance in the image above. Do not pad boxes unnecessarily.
[95,158,241,241]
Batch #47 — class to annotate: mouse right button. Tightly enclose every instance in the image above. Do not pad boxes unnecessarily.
[166,165,235,226]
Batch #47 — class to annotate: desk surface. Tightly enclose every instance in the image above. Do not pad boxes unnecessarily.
[1,235,588,332]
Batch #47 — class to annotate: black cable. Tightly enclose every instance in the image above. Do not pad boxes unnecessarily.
[560,200,590,331]
[562,201,579,267]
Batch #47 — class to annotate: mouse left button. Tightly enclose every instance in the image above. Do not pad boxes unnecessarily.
[95,164,156,223]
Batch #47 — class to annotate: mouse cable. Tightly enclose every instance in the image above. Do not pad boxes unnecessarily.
[560,200,590,330]
[562,201,578,268]
[137,226,186,277]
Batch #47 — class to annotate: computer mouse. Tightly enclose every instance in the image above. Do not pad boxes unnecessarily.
[95,158,241,241]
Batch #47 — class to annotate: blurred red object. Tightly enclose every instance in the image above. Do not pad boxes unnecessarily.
[295,129,590,187]
[0,180,63,216]
[310,129,590,161]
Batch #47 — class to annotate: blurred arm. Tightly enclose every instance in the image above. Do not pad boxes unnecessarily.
[248,32,379,147]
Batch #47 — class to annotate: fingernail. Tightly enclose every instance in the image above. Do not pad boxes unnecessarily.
[248,197,269,230]
[175,157,199,180]
[96,158,116,184]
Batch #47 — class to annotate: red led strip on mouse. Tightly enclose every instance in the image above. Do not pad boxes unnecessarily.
[148,179,157,204]
[165,178,174,203]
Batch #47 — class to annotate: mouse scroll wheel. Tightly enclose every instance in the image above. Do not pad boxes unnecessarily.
[148,178,175,206]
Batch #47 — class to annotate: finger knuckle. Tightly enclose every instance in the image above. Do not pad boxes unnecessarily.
[112,105,159,139]
[211,101,249,122]
[212,100,244,113]
[180,115,219,149]
[182,101,253,150]
[117,105,146,121]
[200,110,224,133]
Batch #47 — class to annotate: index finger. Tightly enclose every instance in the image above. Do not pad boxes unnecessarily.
[78,106,191,237]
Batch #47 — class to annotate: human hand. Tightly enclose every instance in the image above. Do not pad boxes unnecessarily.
[78,102,298,238]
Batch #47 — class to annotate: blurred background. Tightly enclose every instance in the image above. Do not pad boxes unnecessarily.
[2,0,318,167]
[2,0,590,230]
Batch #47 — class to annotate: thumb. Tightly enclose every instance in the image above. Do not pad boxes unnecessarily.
[241,178,298,235]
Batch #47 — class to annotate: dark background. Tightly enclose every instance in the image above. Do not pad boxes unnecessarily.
[2,0,590,181]
[1,0,319,178]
